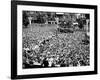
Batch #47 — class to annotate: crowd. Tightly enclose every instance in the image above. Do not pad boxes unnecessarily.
[22,24,90,68]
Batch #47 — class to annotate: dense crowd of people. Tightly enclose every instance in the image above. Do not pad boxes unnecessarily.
[22,23,90,68]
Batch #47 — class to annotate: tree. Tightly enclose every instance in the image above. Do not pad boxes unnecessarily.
[23,11,29,27]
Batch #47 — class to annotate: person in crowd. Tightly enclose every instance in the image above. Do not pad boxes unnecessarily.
[42,58,49,67]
